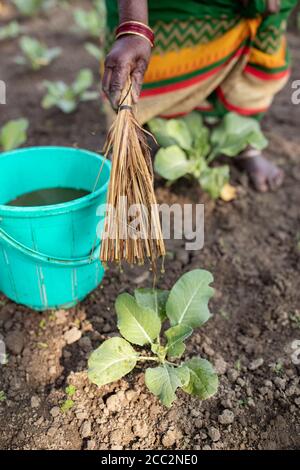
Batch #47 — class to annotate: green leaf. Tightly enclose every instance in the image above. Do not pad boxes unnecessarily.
[0,21,21,41]
[116,293,161,346]
[165,324,193,359]
[199,165,229,199]
[88,337,138,387]
[148,118,178,148]
[0,118,29,151]
[145,364,189,407]
[176,365,190,388]
[148,118,193,150]
[192,127,211,159]
[72,69,94,95]
[211,112,268,157]
[12,0,53,16]
[183,112,203,143]
[165,119,193,150]
[134,288,169,321]
[85,42,103,61]
[65,385,76,397]
[17,36,61,70]
[154,145,195,181]
[182,358,219,400]
[74,8,105,38]
[166,269,214,329]
[60,399,74,412]
[42,70,95,113]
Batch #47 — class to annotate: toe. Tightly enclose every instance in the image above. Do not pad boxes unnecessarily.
[268,168,284,191]
[250,171,269,192]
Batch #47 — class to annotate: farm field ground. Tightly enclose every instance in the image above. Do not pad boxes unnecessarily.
[0,1,300,450]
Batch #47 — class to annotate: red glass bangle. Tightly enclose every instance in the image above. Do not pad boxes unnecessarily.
[116,21,155,48]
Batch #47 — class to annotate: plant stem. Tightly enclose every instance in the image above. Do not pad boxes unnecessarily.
[165,360,179,367]
[206,147,219,164]
[138,356,160,362]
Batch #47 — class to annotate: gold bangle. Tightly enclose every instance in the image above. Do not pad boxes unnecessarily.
[116,31,154,47]
[118,20,153,33]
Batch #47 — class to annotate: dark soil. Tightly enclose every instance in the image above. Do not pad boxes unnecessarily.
[0,1,299,450]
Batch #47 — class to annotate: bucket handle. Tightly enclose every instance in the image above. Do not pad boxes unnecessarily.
[0,227,100,267]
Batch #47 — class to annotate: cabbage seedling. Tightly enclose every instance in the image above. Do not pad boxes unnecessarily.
[0,119,29,152]
[74,0,106,39]
[12,0,55,16]
[0,21,22,42]
[42,69,98,114]
[15,36,61,71]
[149,112,268,199]
[88,270,219,407]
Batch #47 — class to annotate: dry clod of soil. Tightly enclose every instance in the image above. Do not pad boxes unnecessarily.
[162,428,183,447]
[64,327,82,345]
[133,422,149,438]
[227,368,239,382]
[125,389,138,402]
[214,357,228,375]
[50,407,60,418]
[106,391,126,412]
[78,336,92,352]
[248,358,264,370]
[30,396,41,409]
[55,310,68,325]
[81,421,92,438]
[218,409,235,425]
[5,330,24,355]
[274,377,287,390]
[208,427,221,442]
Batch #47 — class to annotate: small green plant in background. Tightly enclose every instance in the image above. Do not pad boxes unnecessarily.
[15,36,61,70]
[65,385,76,397]
[88,270,219,407]
[0,119,29,152]
[85,42,103,61]
[42,69,98,113]
[0,391,6,402]
[60,385,76,412]
[74,0,106,39]
[60,398,74,412]
[12,0,55,16]
[0,21,22,41]
[149,112,268,200]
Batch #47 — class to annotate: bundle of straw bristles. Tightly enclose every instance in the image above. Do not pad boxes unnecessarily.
[100,80,166,271]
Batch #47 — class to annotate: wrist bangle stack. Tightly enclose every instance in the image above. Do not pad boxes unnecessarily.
[116,21,155,48]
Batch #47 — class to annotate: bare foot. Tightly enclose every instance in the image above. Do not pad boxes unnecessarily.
[235,149,284,192]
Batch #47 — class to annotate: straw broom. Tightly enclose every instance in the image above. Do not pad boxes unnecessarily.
[100,80,165,271]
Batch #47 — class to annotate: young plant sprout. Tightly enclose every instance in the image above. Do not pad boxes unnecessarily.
[15,36,61,71]
[12,0,55,16]
[0,119,29,152]
[73,0,106,39]
[149,112,268,199]
[42,69,98,114]
[85,42,103,61]
[88,270,219,407]
[0,21,22,42]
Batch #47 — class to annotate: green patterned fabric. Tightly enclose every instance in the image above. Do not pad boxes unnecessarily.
[105,0,298,54]
[106,1,297,28]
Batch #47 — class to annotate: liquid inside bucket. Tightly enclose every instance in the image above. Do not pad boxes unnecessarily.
[7,188,90,207]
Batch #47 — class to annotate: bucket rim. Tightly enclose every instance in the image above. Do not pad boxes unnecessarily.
[0,146,111,217]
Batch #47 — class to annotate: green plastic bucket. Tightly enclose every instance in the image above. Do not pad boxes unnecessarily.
[0,146,111,311]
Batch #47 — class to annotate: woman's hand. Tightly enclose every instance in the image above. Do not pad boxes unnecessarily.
[102,35,152,110]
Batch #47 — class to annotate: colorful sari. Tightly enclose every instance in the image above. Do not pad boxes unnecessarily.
[105,0,297,124]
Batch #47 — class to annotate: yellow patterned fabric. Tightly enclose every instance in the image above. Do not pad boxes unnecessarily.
[105,1,297,123]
